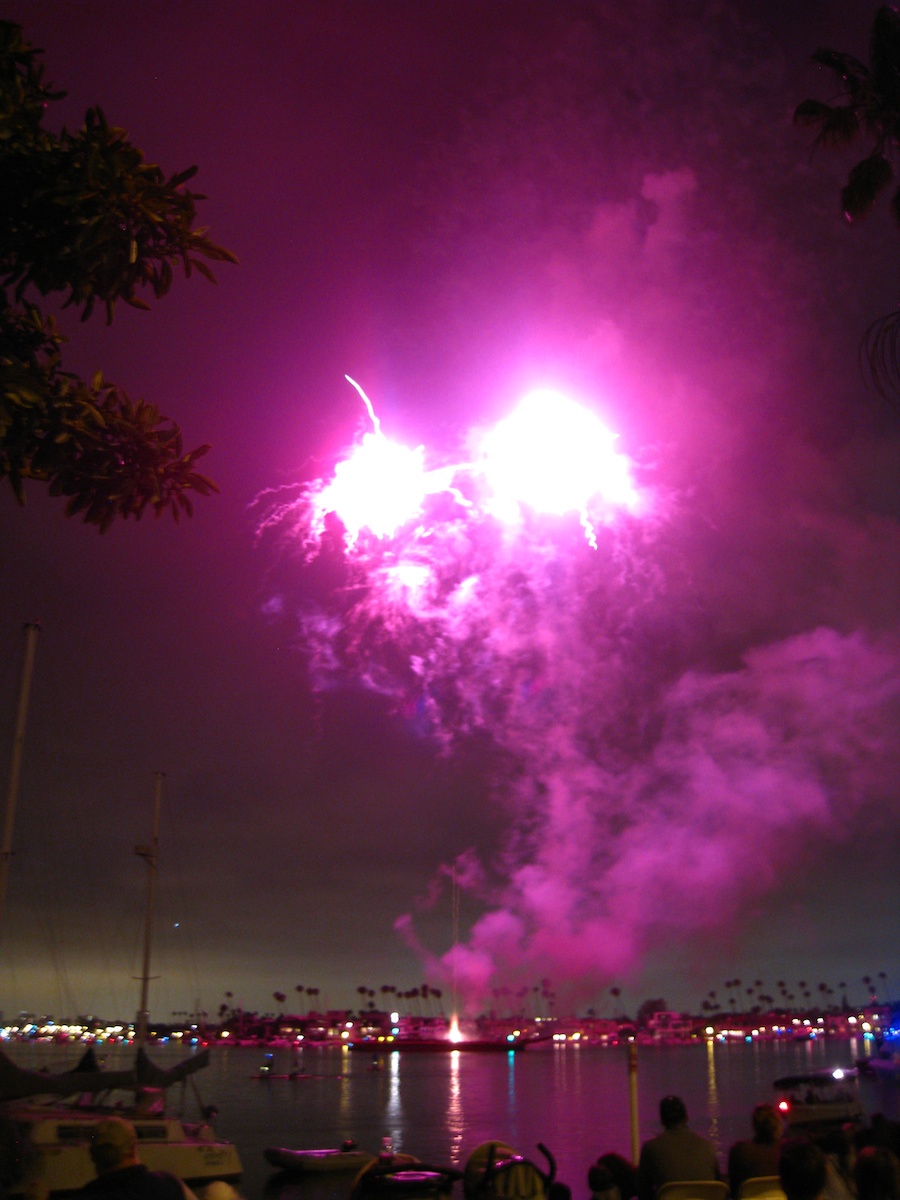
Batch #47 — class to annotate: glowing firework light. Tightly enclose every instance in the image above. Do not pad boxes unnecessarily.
[261,378,650,737]
[258,380,900,1011]
[308,377,642,545]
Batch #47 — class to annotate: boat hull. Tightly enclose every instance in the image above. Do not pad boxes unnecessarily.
[857,1054,900,1082]
[773,1068,864,1130]
[2,1106,242,1197]
[264,1146,375,1173]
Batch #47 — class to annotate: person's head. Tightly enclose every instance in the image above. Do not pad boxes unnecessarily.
[752,1104,782,1145]
[594,1153,637,1200]
[89,1118,138,1174]
[869,1115,900,1158]
[660,1096,688,1130]
[588,1162,621,1200]
[779,1137,827,1200]
[854,1146,900,1200]
[818,1128,853,1172]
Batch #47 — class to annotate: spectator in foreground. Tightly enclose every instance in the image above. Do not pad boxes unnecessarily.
[637,1096,721,1200]
[854,1146,900,1200]
[779,1138,827,1200]
[590,1153,638,1200]
[79,1119,198,1200]
[817,1127,855,1200]
[589,1161,623,1200]
[728,1104,783,1198]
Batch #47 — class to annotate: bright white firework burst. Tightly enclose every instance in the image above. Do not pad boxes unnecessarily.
[311,376,642,547]
[257,375,653,744]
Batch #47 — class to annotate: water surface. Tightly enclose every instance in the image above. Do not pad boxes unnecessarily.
[9,1038,897,1200]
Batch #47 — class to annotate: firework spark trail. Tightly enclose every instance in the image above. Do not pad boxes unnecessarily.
[258,383,900,1009]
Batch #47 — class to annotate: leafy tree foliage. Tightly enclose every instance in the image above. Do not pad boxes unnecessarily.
[794,7,900,403]
[0,21,236,529]
[636,997,668,1026]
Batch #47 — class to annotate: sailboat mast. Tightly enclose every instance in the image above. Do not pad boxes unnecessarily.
[135,771,164,1046]
[0,621,40,941]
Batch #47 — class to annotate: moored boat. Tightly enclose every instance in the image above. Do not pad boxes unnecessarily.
[0,1046,242,1197]
[0,772,241,1197]
[857,1048,900,1082]
[773,1067,864,1129]
[264,1143,375,1173]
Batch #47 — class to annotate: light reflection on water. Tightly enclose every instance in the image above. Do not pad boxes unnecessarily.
[384,1052,402,1149]
[6,1039,897,1200]
[446,1052,464,1163]
[706,1038,720,1149]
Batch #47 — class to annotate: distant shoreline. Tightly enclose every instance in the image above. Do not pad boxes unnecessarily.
[2,1001,893,1050]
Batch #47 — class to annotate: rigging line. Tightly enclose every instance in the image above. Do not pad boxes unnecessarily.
[160,784,205,1019]
[11,794,70,1017]
[2,929,19,1016]
[72,785,130,1018]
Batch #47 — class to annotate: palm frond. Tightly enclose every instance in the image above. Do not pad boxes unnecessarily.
[860,308,900,408]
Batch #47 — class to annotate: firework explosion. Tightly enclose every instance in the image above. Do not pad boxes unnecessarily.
[257,381,900,1011]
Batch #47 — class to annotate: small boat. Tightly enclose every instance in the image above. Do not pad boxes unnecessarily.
[264,1143,375,1173]
[0,1046,242,1197]
[773,1067,864,1128]
[251,1054,316,1080]
[351,1152,463,1199]
[251,1070,316,1080]
[857,1046,900,1082]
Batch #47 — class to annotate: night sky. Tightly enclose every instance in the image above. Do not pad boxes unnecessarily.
[1,2,898,1025]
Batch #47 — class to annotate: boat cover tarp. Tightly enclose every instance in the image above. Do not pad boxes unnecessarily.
[0,1046,210,1102]
[135,1046,210,1088]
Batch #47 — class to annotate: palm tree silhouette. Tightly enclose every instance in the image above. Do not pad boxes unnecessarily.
[795,7,900,401]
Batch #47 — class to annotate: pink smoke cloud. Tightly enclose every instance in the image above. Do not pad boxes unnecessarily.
[422,627,900,1008]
